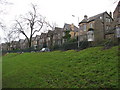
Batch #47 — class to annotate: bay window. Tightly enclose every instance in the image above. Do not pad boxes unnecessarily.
[116,26,120,38]
[87,30,94,41]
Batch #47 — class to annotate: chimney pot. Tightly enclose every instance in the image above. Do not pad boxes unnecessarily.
[84,15,88,20]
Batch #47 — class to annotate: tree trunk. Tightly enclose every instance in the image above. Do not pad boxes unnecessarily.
[29,35,32,48]
[29,41,31,48]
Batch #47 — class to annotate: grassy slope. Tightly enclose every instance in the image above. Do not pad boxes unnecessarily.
[2,46,119,88]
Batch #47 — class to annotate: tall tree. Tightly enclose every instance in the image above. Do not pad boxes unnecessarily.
[14,4,46,48]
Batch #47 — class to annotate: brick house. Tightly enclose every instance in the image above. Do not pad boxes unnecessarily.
[35,35,41,49]
[39,33,47,48]
[113,1,120,38]
[63,23,79,43]
[10,41,19,50]
[46,30,54,48]
[53,27,63,46]
[22,38,29,49]
[19,39,25,50]
[1,43,8,51]
[31,37,37,49]
[78,11,114,43]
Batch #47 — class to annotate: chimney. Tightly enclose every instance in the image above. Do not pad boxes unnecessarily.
[109,12,112,18]
[84,15,88,20]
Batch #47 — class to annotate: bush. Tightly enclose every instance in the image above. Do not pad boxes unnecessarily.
[50,45,61,51]
[78,41,89,50]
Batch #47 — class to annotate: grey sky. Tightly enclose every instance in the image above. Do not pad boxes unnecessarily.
[0,0,119,42]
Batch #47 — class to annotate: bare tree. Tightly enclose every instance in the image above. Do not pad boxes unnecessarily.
[46,21,58,31]
[14,4,46,48]
[3,29,19,50]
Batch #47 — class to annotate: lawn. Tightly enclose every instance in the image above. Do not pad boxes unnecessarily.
[2,46,119,88]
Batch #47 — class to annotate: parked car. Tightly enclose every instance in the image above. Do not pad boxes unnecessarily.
[40,48,50,52]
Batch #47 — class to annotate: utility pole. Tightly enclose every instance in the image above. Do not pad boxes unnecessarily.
[72,15,80,48]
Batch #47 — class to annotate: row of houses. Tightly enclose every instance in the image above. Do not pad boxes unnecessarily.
[1,24,78,50]
[1,1,120,51]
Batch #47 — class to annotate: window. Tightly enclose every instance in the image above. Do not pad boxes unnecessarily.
[83,24,87,31]
[87,30,94,41]
[48,37,50,40]
[106,17,111,22]
[90,23,93,28]
[63,32,65,36]
[100,16,102,19]
[116,27,120,38]
[106,25,109,30]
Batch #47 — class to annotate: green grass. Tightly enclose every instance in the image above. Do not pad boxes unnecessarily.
[2,46,119,88]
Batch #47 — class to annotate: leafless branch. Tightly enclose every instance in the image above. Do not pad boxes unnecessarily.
[13,4,46,48]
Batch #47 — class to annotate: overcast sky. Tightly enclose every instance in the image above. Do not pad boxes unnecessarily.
[0,0,119,43]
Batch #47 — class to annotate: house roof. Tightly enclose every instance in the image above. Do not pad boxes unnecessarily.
[40,33,47,38]
[19,39,25,43]
[54,27,63,33]
[63,23,71,31]
[55,27,63,31]
[88,12,104,21]
[63,23,78,32]
[73,25,79,32]
[35,35,40,40]
[47,30,54,36]
[113,1,120,13]
[79,11,113,24]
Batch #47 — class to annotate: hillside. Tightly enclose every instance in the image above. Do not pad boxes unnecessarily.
[2,46,119,88]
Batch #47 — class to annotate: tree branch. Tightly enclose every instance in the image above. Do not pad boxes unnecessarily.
[32,21,43,36]
[16,20,29,43]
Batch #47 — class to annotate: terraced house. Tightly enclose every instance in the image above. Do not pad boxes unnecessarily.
[39,33,47,48]
[53,27,63,46]
[2,2,120,51]
[78,11,114,43]
[63,23,79,43]
[46,30,54,48]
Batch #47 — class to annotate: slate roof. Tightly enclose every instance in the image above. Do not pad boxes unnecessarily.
[19,39,24,43]
[47,30,54,36]
[63,23,71,31]
[54,27,63,33]
[73,25,79,32]
[79,12,107,24]
[63,23,78,32]
[40,33,47,38]
[114,1,120,13]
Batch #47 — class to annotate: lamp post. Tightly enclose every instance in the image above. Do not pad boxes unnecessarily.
[72,15,80,48]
